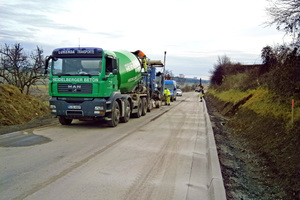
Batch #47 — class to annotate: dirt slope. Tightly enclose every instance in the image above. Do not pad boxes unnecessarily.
[0,84,49,127]
[206,94,300,200]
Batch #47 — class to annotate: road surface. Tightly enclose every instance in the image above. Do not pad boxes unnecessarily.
[0,92,225,200]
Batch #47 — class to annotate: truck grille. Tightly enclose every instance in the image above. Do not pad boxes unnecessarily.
[58,83,93,94]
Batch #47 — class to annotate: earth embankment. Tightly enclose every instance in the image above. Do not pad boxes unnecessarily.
[205,91,300,200]
[0,84,49,127]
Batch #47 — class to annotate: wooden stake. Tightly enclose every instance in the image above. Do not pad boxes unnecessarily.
[292,99,294,125]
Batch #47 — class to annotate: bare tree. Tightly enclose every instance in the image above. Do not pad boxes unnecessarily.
[266,0,300,46]
[261,44,300,97]
[177,74,185,86]
[210,55,231,87]
[0,43,46,94]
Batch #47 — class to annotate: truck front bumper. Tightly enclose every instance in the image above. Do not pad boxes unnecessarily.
[49,97,107,118]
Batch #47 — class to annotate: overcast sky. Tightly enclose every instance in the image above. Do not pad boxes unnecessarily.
[0,0,292,79]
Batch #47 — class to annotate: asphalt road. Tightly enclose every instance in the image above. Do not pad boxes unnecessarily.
[0,92,221,200]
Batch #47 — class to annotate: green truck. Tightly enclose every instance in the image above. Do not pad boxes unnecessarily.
[45,47,164,127]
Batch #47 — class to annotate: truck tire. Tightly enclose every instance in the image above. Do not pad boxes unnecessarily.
[59,116,72,125]
[141,98,147,116]
[147,99,152,112]
[107,101,120,127]
[120,99,130,123]
[155,100,161,108]
[132,99,142,118]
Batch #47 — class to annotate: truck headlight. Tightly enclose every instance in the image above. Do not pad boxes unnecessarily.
[94,106,104,110]
[50,105,56,113]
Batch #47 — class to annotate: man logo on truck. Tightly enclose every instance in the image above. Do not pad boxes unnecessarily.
[67,84,81,92]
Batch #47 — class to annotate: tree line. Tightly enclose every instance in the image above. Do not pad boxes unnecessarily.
[0,43,46,95]
[210,0,300,98]
[210,46,300,97]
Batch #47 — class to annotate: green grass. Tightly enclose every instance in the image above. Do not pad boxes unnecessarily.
[207,88,299,121]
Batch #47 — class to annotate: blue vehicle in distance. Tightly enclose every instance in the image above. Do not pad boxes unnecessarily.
[164,80,177,102]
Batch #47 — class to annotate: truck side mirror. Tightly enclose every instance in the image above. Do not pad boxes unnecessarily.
[44,56,57,75]
[112,69,118,75]
[44,56,51,75]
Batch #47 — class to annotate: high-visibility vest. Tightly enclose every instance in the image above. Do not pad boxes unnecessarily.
[164,89,171,96]
[142,57,147,71]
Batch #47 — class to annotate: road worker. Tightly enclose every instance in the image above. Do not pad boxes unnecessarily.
[133,50,147,71]
[142,57,147,72]
[164,88,171,106]
[199,85,205,102]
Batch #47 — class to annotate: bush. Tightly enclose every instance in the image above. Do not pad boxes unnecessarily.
[262,46,300,98]
[210,45,300,98]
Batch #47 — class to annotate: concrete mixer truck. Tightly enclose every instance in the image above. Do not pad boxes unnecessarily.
[45,47,165,127]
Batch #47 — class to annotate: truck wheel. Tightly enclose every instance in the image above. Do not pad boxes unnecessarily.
[132,99,142,118]
[120,99,130,123]
[59,116,72,125]
[155,101,161,108]
[147,99,152,112]
[141,98,147,116]
[107,101,120,127]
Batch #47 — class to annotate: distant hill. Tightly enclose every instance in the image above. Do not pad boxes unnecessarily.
[171,77,210,85]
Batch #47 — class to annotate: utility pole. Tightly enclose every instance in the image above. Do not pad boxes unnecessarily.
[163,51,166,77]
[162,51,166,92]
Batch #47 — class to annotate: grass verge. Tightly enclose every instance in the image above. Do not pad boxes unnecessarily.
[207,89,300,199]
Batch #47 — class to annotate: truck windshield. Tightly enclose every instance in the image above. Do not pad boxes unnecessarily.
[51,58,102,76]
[165,84,175,90]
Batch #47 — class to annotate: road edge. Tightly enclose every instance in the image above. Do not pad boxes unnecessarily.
[203,99,227,200]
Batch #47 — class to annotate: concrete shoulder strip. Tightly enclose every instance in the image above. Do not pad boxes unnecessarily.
[204,99,227,200]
